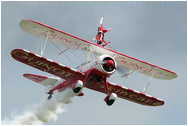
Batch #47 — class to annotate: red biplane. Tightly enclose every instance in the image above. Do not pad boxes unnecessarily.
[11,18,177,106]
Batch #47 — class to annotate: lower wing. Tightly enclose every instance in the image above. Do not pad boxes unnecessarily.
[11,49,85,83]
[85,80,164,106]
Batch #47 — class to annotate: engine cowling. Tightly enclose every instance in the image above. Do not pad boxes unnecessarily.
[94,55,117,75]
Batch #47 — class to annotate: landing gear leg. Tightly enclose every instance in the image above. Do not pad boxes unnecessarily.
[104,78,109,94]
[103,78,117,106]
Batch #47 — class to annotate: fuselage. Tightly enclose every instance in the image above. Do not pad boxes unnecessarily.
[49,54,117,93]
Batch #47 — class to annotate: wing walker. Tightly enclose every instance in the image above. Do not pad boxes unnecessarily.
[92,17,113,48]
[11,18,177,106]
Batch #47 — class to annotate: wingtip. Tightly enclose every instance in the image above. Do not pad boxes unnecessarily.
[175,72,178,78]
[172,72,178,79]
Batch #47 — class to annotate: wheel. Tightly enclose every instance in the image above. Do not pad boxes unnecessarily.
[104,93,117,106]
[73,87,81,93]
[106,99,115,106]
[72,80,83,94]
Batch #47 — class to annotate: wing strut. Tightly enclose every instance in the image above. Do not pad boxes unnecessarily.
[142,68,155,93]
[35,30,50,56]
[41,30,49,56]
[87,45,95,61]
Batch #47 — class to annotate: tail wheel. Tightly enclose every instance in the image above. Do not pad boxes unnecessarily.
[47,94,52,100]
[47,90,53,100]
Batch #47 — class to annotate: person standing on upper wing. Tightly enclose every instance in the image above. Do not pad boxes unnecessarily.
[92,17,113,48]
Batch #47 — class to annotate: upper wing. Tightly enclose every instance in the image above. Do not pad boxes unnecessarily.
[85,80,164,106]
[23,73,59,86]
[19,19,94,50]
[11,49,85,83]
[19,19,177,80]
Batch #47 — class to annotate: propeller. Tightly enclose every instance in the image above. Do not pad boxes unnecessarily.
[100,17,103,25]
[101,58,116,72]
[104,59,114,68]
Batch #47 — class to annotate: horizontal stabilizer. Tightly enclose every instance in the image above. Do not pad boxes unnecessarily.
[11,49,85,83]
[23,73,59,86]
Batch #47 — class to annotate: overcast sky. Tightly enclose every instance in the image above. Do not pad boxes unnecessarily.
[1,1,187,125]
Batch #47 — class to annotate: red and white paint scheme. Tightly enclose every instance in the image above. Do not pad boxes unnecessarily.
[11,18,178,106]
[92,17,113,47]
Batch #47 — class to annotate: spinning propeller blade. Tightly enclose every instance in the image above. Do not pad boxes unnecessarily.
[117,66,130,76]
[100,17,103,25]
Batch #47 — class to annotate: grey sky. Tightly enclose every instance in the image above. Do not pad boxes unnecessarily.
[1,1,187,125]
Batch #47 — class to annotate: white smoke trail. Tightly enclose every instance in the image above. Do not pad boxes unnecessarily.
[2,88,75,125]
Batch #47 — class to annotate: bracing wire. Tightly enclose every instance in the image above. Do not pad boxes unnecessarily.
[49,41,77,67]
[69,49,83,64]
[82,50,88,62]
[110,46,147,92]
[116,69,129,88]
[142,69,154,93]
[126,72,143,92]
